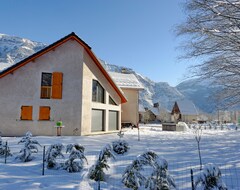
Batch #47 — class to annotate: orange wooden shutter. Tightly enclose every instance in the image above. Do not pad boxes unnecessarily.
[39,106,50,120]
[21,106,33,120]
[52,72,63,99]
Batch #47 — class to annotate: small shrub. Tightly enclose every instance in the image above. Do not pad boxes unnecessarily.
[16,131,41,162]
[195,164,227,190]
[122,151,176,190]
[45,143,64,169]
[0,137,12,157]
[112,140,129,154]
[64,143,87,173]
[88,144,115,181]
[146,158,176,190]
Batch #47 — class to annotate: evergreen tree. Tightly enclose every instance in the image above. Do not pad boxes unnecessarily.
[16,131,41,162]
[64,143,87,173]
[45,143,64,169]
[195,164,227,190]
[0,137,12,157]
[122,151,176,190]
[122,151,158,189]
[112,140,129,155]
[88,144,115,181]
[146,158,176,190]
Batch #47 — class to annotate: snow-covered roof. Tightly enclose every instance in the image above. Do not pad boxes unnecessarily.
[176,99,198,115]
[109,72,144,89]
[139,104,145,113]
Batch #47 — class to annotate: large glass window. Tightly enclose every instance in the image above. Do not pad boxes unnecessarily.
[109,111,118,131]
[92,80,104,103]
[91,109,104,132]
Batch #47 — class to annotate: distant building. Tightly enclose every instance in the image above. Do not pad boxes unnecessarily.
[171,100,199,123]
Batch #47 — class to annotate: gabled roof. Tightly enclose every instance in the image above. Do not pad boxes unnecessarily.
[174,99,198,115]
[0,32,127,103]
[109,72,144,89]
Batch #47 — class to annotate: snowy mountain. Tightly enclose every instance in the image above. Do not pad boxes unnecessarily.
[0,33,46,71]
[0,34,217,113]
[101,61,185,111]
[176,79,220,113]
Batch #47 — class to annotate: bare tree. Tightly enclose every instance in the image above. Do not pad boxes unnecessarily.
[195,128,203,170]
[177,0,240,108]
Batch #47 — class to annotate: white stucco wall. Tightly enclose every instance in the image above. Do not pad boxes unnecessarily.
[81,51,121,135]
[0,40,85,136]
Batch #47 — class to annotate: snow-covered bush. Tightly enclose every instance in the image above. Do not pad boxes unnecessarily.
[45,143,64,169]
[0,137,12,157]
[16,131,41,162]
[146,158,176,190]
[64,143,87,173]
[122,151,158,189]
[195,164,227,190]
[88,144,115,181]
[122,151,176,190]
[112,140,129,154]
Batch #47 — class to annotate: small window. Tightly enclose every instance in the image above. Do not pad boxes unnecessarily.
[92,80,105,103]
[40,72,63,99]
[21,106,33,120]
[41,73,52,99]
[109,96,117,105]
[39,106,51,120]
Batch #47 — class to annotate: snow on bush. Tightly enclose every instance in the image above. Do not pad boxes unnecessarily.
[16,131,41,162]
[63,143,87,173]
[0,137,12,157]
[146,157,176,190]
[88,144,115,181]
[112,140,129,154]
[45,143,64,169]
[122,151,176,190]
[195,164,227,190]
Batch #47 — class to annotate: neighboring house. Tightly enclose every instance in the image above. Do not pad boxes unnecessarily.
[171,100,198,123]
[143,108,156,123]
[109,72,143,127]
[141,103,171,123]
[0,32,127,136]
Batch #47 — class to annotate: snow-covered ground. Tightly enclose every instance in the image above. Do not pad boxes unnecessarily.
[0,124,239,190]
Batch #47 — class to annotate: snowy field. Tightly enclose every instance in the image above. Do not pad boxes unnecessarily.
[0,124,240,190]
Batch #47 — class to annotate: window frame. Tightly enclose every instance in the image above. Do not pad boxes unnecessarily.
[40,72,52,99]
[109,96,117,105]
[40,72,63,99]
[92,79,105,103]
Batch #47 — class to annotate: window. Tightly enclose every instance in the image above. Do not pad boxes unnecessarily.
[92,80,104,103]
[109,111,118,130]
[40,72,63,99]
[41,73,52,99]
[21,106,33,120]
[91,109,104,132]
[39,106,51,120]
[109,96,117,105]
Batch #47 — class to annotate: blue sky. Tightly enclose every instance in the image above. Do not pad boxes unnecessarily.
[1,0,190,86]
